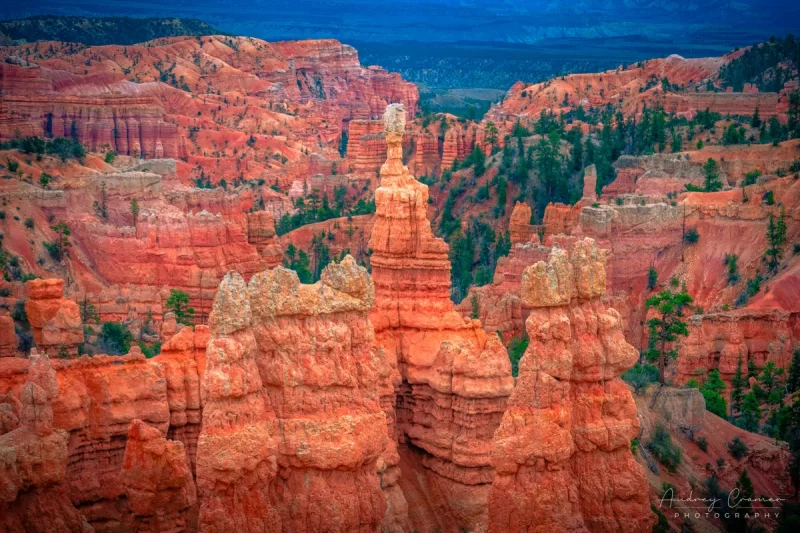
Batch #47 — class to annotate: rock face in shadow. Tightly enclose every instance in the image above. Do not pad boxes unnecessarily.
[369,104,513,533]
[489,238,654,533]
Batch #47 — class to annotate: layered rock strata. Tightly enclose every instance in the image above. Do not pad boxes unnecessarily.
[247,211,283,267]
[488,238,653,532]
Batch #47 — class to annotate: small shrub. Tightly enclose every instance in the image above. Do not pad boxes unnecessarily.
[104,150,117,164]
[647,266,658,290]
[38,172,51,188]
[137,341,162,358]
[6,159,19,172]
[696,436,708,452]
[622,364,659,393]
[647,423,682,472]
[763,190,775,205]
[96,322,134,355]
[684,227,699,243]
[507,337,528,378]
[43,241,61,260]
[23,218,34,230]
[742,170,760,186]
[727,436,749,460]
[652,504,670,533]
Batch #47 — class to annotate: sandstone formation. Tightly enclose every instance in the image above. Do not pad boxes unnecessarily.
[24,279,83,357]
[369,104,513,532]
[71,207,266,316]
[0,314,16,357]
[197,255,392,532]
[489,238,653,532]
[490,53,788,124]
[677,309,795,384]
[0,351,92,533]
[347,119,385,168]
[247,211,283,267]
[153,325,209,471]
[508,201,535,245]
[355,133,389,174]
[121,419,197,533]
[411,132,440,178]
[0,36,418,187]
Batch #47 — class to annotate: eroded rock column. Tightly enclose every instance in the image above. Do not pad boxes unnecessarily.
[369,104,513,533]
[489,238,654,533]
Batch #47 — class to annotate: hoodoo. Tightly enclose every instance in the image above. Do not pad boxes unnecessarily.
[197,256,393,532]
[369,104,514,532]
[489,239,654,532]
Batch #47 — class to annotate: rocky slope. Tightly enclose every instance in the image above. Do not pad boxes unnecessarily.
[0,35,418,186]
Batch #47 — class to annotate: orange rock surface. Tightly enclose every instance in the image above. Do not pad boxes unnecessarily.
[489,238,653,532]
[0,36,418,186]
[152,325,209,471]
[198,255,391,532]
[0,351,92,533]
[24,279,83,357]
[121,419,197,533]
[0,314,16,357]
[369,104,513,532]
[490,53,789,124]
[247,211,283,267]
[677,310,795,384]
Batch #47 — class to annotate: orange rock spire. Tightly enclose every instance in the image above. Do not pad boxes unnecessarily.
[370,103,513,532]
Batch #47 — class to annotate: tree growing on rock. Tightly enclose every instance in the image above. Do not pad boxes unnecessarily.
[764,211,787,274]
[739,391,762,432]
[788,348,800,394]
[130,198,140,230]
[645,288,693,384]
[702,158,723,192]
[45,221,71,261]
[166,289,195,326]
[700,369,728,418]
[97,322,134,355]
[758,361,785,401]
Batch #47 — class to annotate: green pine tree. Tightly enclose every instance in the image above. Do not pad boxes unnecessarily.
[645,289,693,384]
[739,391,762,432]
[731,356,746,414]
[166,289,195,326]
